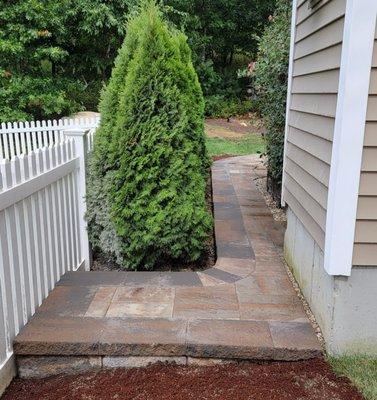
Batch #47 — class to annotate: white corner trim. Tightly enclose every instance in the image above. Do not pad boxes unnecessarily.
[324,0,377,276]
[281,0,298,207]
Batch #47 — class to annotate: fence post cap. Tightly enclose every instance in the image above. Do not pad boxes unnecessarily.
[63,128,89,137]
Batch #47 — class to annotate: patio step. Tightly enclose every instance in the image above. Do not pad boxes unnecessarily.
[13,156,322,378]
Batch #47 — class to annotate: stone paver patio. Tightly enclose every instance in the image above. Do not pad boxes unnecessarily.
[14,156,322,377]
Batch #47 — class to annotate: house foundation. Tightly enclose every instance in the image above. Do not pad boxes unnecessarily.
[285,207,377,355]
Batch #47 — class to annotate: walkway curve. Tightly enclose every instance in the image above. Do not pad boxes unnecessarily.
[14,156,322,378]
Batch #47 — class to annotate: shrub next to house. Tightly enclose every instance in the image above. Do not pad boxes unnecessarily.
[87,1,212,270]
[254,0,291,200]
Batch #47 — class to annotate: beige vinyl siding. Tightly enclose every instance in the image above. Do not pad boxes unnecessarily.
[294,18,344,60]
[295,0,345,42]
[289,111,334,141]
[353,36,377,266]
[364,123,377,146]
[285,143,330,186]
[292,70,340,94]
[284,0,345,251]
[293,44,342,76]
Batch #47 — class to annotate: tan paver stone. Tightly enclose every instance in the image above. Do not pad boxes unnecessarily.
[93,287,117,301]
[236,290,301,305]
[99,318,187,356]
[235,275,262,295]
[253,273,296,295]
[113,287,174,303]
[14,316,106,355]
[106,302,173,318]
[174,285,239,320]
[215,220,249,246]
[186,319,274,359]
[197,272,225,287]
[105,287,175,318]
[269,321,322,359]
[254,262,288,276]
[216,257,255,278]
[35,285,97,318]
[85,301,112,318]
[85,287,116,317]
[239,303,307,322]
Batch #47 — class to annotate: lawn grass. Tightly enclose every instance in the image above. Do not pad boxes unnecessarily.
[329,355,377,400]
[205,134,265,157]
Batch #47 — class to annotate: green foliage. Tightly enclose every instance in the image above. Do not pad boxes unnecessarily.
[205,98,254,118]
[254,0,291,191]
[0,0,275,121]
[0,1,80,120]
[87,1,212,270]
[0,75,83,123]
[165,0,276,115]
[166,0,275,69]
[0,0,129,121]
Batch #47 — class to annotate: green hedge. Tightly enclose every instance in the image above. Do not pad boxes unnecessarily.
[86,1,212,270]
[254,0,291,198]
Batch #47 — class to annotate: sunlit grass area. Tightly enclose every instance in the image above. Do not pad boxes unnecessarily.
[329,355,377,400]
[205,133,265,157]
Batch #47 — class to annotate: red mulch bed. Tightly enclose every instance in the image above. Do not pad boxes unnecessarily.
[3,359,363,400]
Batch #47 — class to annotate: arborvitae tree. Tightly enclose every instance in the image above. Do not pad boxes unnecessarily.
[87,1,212,270]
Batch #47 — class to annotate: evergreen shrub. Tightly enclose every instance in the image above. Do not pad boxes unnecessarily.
[87,0,212,270]
[254,0,291,200]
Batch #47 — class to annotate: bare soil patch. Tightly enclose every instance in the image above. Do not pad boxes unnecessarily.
[205,114,265,139]
[3,359,364,400]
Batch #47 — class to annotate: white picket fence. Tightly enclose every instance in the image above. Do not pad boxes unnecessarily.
[0,117,100,160]
[0,124,94,389]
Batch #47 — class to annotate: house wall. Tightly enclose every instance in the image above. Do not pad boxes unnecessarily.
[353,30,377,266]
[284,0,346,250]
[284,0,377,354]
[285,208,377,354]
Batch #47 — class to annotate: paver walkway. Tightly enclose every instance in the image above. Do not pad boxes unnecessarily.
[14,156,321,377]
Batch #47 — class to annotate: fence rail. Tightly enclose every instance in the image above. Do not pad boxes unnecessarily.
[0,117,100,160]
[0,125,93,388]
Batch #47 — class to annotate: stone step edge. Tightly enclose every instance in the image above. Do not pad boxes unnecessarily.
[17,353,324,379]
[13,340,322,360]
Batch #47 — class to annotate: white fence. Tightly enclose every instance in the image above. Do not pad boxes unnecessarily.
[0,125,94,390]
[0,117,100,160]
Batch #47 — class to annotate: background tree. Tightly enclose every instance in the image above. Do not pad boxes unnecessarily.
[165,0,276,115]
[0,0,129,121]
[87,0,212,270]
[254,0,291,200]
[0,0,275,122]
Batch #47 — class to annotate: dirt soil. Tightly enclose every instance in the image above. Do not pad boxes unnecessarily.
[3,359,364,400]
[205,114,265,138]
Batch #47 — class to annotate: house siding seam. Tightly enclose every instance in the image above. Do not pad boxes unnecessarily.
[284,0,346,251]
[354,36,377,267]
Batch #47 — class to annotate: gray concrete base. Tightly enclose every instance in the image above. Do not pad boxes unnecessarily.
[285,206,377,355]
[0,356,16,397]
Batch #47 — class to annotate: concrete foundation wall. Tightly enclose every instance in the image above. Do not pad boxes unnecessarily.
[285,207,377,355]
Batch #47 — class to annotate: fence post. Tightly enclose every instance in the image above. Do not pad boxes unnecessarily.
[62,129,90,271]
